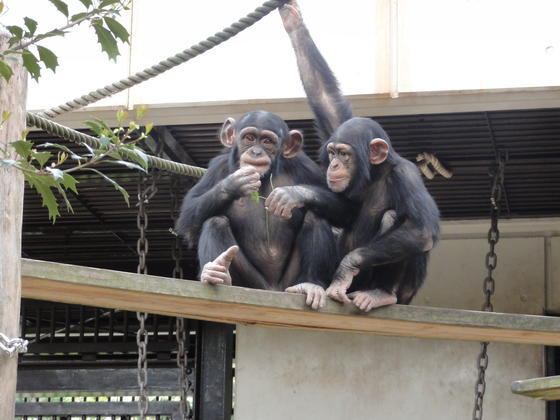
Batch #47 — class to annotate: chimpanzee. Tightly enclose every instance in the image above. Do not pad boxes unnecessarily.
[175,110,337,309]
[265,1,440,311]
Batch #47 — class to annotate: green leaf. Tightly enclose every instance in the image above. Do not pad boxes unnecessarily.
[61,173,78,193]
[46,167,64,180]
[84,120,102,135]
[99,0,121,7]
[71,12,89,22]
[35,29,66,42]
[116,108,128,124]
[97,134,111,149]
[84,168,130,206]
[6,25,23,39]
[22,50,41,81]
[37,46,59,72]
[48,0,69,17]
[31,151,52,166]
[23,17,38,36]
[92,22,119,61]
[0,159,16,168]
[103,16,129,44]
[0,2,4,14]
[123,148,149,170]
[0,59,13,81]
[144,123,153,135]
[11,140,33,158]
[55,183,74,213]
[77,0,92,8]
[24,173,60,222]
[2,111,11,122]
[250,191,260,203]
[110,160,146,172]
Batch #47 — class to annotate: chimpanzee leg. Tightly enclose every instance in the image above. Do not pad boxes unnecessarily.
[281,211,338,290]
[198,216,270,289]
[394,253,428,304]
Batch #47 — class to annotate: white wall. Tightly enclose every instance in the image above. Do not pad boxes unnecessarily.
[4,1,560,111]
[235,218,560,420]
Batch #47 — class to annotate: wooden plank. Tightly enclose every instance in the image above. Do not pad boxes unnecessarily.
[0,32,27,420]
[21,258,560,345]
[512,376,560,400]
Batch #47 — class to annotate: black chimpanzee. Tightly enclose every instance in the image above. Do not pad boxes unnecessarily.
[265,1,440,312]
[175,110,337,309]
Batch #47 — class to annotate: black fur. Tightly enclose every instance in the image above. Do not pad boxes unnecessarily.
[287,23,440,303]
[175,110,337,291]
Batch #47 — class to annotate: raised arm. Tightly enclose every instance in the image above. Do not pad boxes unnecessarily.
[280,0,352,140]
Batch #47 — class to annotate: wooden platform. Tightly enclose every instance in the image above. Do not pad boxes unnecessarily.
[511,376,560,400]
[20,258,560,345]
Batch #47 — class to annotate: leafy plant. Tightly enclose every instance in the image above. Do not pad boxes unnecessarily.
[0,106,153,222]
[0,0,131,81]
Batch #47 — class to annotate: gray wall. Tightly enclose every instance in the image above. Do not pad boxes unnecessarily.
[235,218,560,420]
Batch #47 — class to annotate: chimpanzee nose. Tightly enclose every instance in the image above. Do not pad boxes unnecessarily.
[252,148,263,157]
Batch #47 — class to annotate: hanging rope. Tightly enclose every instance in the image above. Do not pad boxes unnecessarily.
[472,156,505,420]
[38,0,287,119]
[0,333,28,357]
[416,152,452,180]
[26,112,206,178]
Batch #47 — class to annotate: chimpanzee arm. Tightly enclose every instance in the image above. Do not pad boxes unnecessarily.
[280,1,352,140]
[333,219,433,284]
[266,185,355,228]
[176,159,261,246]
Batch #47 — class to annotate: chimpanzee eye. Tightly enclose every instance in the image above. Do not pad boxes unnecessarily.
[244,134,255,142]
[327,150,335,160]
[262,137,272,144]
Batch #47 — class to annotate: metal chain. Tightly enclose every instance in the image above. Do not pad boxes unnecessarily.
[170,176,193,419]
[136,171,158,419]
[472,158,505,420]
[0,333,28,357]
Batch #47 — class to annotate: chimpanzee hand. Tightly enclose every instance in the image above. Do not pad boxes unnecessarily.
[222,167,261,198]
[285,282,326,310]
[325,264,360,304]
[200,246,239,285]
[279,0,303,34]
[348,289,398,312]
[265,186,310,219]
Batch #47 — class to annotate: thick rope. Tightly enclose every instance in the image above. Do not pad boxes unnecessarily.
[38,0,286,119]
[26,112,206,178]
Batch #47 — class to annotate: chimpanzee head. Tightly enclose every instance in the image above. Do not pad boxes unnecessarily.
[220,111,303,176]
[320,117,393,197]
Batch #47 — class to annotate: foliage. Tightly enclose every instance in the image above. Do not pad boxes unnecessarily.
[0,0,131,81]
[0,107,153,222]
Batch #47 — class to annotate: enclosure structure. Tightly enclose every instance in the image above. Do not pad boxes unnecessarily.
[2,1,560,419]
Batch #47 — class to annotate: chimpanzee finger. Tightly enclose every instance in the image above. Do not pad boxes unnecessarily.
[365,301,376,312]
[204,263,227,273]
[319,291,326,309]
[280,205,293,219]
[306,290,314,307]
[201,273,222,284]
[204,269,228,282]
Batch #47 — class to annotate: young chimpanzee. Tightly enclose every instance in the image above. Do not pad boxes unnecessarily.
[265,1,440,312]
[175,110,337,309]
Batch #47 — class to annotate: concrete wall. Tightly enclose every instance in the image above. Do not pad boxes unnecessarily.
[235,218,560,420]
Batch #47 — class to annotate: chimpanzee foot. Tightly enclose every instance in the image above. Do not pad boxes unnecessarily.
[200,246,239,286]
[348,289,397,312]
[285,282,326,310]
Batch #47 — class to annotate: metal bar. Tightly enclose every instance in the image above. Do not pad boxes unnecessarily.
[485,112,511,216]
[195,321,233,420]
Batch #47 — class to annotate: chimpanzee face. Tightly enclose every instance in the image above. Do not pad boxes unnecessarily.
[220,111,303,176]
[326,142,355,192]
[237,127,279,175]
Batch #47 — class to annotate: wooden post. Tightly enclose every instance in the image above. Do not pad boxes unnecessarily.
[0,33,27,419]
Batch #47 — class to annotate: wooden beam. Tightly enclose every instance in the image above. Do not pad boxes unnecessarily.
[153,126,198,166]
[511,376,560,400]
[0,33,27,420]
[21,258,560,345]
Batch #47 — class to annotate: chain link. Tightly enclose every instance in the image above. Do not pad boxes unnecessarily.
[136,171,158,419]
[171,176,193,419]
[472,158,505,420]
[0,333,28,357]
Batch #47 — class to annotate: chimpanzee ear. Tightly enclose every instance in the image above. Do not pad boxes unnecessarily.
[220,117,236,148]
[283,130,303,158]
[369,138,389,165]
